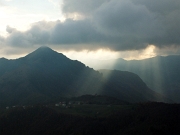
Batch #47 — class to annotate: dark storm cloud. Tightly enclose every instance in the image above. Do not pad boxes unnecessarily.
[61,0,180,50]
[49,19,103,44]
[62,0,110,16]
[5,20,107,50]
[6,25,50,47]
[2,0,180,51]
[132,0,180,14]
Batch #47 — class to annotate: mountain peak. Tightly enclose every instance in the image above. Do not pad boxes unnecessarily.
[24,46,67,61]
[34,46,54,53]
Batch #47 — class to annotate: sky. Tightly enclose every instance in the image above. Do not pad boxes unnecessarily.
[0,0,180,64]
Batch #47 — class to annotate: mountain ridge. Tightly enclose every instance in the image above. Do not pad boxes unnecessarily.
[91,55,180,102]
[0,47,170,107]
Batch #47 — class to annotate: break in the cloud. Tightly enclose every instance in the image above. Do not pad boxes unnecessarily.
[1,0,180,53]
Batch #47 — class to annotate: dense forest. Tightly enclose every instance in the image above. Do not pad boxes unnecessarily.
[0,101,180,135]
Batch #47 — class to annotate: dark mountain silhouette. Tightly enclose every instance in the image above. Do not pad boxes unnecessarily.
[0,47,169,107]
[99,70,170,103]
[91,55,180,102]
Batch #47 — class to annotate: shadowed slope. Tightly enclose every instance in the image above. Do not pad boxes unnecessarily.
[0,47,102,106]
[0,47,170,107]
[100,70,171,103]
[94,55,180,102]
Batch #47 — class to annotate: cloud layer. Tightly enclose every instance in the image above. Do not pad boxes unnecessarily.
[2,0,180,52]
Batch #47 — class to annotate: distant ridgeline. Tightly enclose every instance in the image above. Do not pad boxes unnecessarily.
[0,47,170,107]
[91,55,180,102]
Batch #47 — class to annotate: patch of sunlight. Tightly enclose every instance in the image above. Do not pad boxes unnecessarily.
[61,49,120,70]
[122,45,157,60]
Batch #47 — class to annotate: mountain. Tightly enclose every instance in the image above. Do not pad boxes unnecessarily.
[0,47,169,107]
[90,55,180,102]
[99,70,170,103]
[0,47,103,106]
